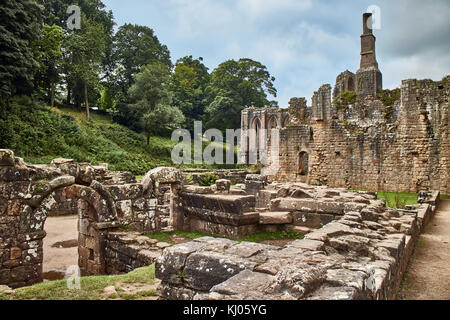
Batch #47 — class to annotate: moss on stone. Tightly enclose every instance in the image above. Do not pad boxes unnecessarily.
[377,88,401,108]
[33,180,50,195]
[333,90,357,111]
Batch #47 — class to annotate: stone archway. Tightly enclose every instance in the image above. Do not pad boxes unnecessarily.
[267,116,277,131]
[249,117,262,163]
[282,115,290,127]
[21,182,120,282]
[267,116,278,150]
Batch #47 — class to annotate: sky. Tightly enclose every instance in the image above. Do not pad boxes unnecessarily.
[102,0,450,108]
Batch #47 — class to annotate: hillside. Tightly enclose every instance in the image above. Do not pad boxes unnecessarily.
[0,98,245,175]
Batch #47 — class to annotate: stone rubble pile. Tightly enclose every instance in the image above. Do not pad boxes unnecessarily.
[156,186,440,300]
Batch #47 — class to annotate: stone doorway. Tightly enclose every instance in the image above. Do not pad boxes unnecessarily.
[297,151,309,176]
[42,215,78,281]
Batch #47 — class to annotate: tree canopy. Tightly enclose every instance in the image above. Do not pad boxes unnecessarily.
[0,0,42,101]
[171,56,210,132]
[205,58,278,130]
[127,62,184,144]
[113,24,172,97]
[1,0,280,143]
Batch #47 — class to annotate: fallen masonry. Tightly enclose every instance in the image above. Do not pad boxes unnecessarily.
[155,187,440,300]
[0,148,443,300]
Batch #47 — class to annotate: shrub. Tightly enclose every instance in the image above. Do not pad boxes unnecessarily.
[198,173,219,186]
[333,91,356,111]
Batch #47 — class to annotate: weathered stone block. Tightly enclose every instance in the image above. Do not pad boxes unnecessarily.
[0,150,15,167]
[7,200,23,216]
[104,184,143,201]
[215,179,231,193]
[181,193,256,215]
[10,247,21,260]
[288,239,324,251]
[189,218,258,238]
[307,285,360,300]
[116,200,133,221]
[184,251,256,291]
[292,211,335,228]
[305,222,355,242]
[155,241,206,285]
[259,212,292,225]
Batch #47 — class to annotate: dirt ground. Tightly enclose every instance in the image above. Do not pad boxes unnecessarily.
[397,199,450,300]
[43,215,79,280]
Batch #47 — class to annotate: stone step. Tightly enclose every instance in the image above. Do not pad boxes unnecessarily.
[161,226,174,233]
[259,211,293,225]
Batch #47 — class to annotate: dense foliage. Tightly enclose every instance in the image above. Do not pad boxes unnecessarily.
[0,97,176,174]
[205,58,278,131]
[332,90,357,111]
[0,0,278,170]
[0,0,42,101]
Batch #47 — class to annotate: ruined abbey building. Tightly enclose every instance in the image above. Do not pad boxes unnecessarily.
[0,12,448,301]
[240,13,449,194]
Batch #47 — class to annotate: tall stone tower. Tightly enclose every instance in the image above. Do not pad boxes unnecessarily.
[356,13,382,97]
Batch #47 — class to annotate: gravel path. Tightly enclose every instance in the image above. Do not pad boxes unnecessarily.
[43,216,79,280]
[398,199,450,300]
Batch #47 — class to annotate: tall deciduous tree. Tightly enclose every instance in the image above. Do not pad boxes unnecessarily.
[113,24,172,97]
[36,24,64,107]
[205,58,278,131]
[37,0,115,105]
[127,62,184,144]
[171,56,210,132]
[64,15,107,120]
[0,0,42,104]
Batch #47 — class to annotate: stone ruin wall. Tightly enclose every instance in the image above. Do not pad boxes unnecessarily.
[0,149,182,288]
[309,77,449,194]
[241,76,449,194]
[1,147,444,300]
[156,182,440,300]
[182,169,251,185]
[241,11,448,194]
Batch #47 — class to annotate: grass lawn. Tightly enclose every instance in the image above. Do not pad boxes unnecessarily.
[376,191,418,208]
[441,194,450,199]
[0,264,156,300]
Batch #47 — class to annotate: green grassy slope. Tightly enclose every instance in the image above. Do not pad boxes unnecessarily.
[0,265,156,300]
[0,98,248,175]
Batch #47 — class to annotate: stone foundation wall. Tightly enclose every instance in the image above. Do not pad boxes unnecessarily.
[156,189,440,300]
[104,232,169,274]
[0,149,184,288]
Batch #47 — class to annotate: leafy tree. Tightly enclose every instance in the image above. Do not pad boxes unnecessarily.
[36,24,64,107]
[0,0,42,104]
[171,56,210,132]
[205,58,278,131]
[37,0,115,105]
[64,15,107,120]
[99,84,117,114]
[112,24,172,97]
[126,62,184,144]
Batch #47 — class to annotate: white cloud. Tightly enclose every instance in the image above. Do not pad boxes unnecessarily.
[163,0,237,38]
[381,51,450,90]
[104,0,450,108]
[236,0,312,20]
